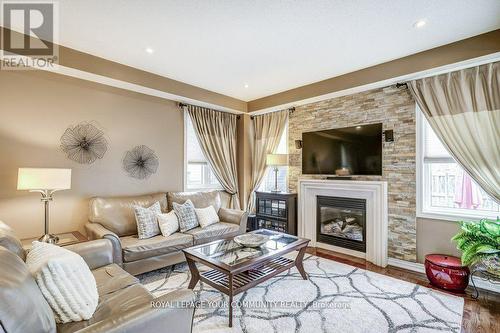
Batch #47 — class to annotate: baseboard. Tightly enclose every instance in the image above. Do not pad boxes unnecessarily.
[388,258,500,294]
[388,258,425,273]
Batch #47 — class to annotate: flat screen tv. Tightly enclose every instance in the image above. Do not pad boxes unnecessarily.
[302,123,382,175]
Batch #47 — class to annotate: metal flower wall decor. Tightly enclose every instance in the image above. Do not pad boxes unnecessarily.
[60,122,108,164]
[123,145,159,179]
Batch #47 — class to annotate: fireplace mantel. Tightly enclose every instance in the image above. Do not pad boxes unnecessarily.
[298,179,388,267]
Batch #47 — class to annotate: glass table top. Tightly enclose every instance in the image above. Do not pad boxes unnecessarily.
[191,230,300,266]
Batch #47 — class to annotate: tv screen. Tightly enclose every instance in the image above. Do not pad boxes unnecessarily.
[302,123,382,175]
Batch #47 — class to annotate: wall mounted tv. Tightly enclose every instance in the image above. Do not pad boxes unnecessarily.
[302,123,383,176]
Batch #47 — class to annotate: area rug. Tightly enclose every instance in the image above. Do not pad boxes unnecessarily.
[138,255,464,333]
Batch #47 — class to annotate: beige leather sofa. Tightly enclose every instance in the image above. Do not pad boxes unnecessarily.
[0,222,195,333]
[86,191,248,275]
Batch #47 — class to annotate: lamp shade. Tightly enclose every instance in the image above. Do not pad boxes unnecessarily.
[266,154,288,166]
[17,168,72,190]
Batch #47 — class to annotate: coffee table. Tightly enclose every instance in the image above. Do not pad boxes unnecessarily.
[183,229,310,327]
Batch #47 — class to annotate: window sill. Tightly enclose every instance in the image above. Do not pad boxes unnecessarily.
[417,209,499,223]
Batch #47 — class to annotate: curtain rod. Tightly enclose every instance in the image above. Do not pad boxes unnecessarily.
[178,102,240,119]
[250,107,295,120]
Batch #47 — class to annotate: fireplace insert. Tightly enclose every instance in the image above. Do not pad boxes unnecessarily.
[316,195,366,252]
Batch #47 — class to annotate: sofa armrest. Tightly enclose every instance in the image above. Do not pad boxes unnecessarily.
[77,289,195,333]
[66,239,114,270]
[219,207,248,233]
[85,222,123,265]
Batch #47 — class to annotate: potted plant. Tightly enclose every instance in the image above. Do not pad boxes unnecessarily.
[452,218,500,276]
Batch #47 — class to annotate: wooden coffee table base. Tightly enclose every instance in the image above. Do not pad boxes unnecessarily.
[185,245,308,327]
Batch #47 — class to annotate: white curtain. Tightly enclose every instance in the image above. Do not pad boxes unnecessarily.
[187,106,241,209]
[409,62,499,202]
[247,110,288,212]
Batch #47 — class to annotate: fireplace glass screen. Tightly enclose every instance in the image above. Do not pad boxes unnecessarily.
[317,196,366,252]
[319,206,364,241]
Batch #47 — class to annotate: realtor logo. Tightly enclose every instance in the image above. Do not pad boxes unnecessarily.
[1,1,59,70]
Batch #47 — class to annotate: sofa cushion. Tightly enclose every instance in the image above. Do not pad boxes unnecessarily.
[134,202,162,239]
[92,264,139,299]
[174,200,199,232]
[167,190,222,212]
[195,206,220,228]
[184,222,240,245]
[89,193,168,237]
[158,211,180,236]
[26,241,99,324]
[0,221,25,260]
[0,247,56,333]
[120,233,194,262]
[57,284,153,333]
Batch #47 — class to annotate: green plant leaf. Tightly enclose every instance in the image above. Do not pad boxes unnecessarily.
[480,219,500,237]
[475,244,500,254]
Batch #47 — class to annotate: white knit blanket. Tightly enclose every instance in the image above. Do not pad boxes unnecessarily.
[26,241,98,323]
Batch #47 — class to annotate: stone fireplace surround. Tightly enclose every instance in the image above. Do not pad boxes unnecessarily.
[298,179,388,267]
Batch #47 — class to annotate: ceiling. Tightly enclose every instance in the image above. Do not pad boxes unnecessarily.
[20,1,500,101]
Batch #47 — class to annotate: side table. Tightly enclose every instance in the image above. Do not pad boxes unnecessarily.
[21,231,87,251]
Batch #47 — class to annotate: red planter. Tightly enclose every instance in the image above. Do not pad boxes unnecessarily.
[425,254,470,292]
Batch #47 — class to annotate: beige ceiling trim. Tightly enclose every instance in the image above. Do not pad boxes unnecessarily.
[0,27,247,113]
[247,29,500,112]
[40,64,246,114]
[249,52,500,116]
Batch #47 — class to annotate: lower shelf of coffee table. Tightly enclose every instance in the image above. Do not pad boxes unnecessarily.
[200,256,294,294]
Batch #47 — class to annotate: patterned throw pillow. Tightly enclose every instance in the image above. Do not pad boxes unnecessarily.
[157,211,179,237]
[134,202,162,239]
[195,206,220,228]
[173,199,199,232]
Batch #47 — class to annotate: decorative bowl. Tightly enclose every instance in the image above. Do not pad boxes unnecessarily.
[234,234,269,248]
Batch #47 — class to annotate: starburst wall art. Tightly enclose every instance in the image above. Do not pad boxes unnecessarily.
[122,145,159,179]
[60,122,108,164]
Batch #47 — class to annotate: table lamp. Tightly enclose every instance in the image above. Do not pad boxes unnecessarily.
[266,154,288,193]
[17,168,72,244]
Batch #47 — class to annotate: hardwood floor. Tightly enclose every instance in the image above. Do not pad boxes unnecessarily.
[307,247,500,333]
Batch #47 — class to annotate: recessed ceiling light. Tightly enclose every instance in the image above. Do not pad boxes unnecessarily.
[244,83,249,88]
[413,19,426,29]
[356,126,362,129]
[145,47,154,54]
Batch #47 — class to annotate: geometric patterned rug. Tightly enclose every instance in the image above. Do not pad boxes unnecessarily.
[138,255,464,333]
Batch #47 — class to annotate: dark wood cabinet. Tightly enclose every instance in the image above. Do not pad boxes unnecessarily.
[251,191,297,235]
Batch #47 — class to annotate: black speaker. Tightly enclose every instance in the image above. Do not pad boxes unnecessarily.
[383,130,394,142]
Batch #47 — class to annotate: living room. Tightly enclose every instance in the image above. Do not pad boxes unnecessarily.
[0,1,499,333]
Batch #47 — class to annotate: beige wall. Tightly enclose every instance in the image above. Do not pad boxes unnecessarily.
[237,114,253,210]
[0,70,184,239]
[416,217,460,263]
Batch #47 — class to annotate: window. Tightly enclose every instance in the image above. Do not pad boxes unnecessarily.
[417,108,499,221]
[258,123,288,192]
[184,113,222,190]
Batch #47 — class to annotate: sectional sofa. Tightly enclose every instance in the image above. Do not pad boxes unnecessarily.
[86,190,249,275]
[0,222,195,333]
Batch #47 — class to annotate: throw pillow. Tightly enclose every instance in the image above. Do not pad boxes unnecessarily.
[26,241,98,324]
[157,211,179,236]
[173,199,199,232]
[134,201,162,239]
[195,206,220,228]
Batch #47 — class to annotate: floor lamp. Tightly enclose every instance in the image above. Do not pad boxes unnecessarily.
[17,168,72,244]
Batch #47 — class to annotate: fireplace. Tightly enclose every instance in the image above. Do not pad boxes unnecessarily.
[316,196,366,252]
